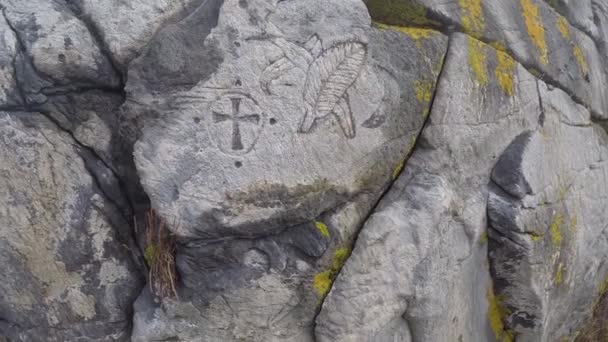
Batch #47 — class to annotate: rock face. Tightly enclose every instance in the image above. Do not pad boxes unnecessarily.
[488,82,608,341]
[130,0,447,340]
[0,112,142,341]
[132,0,444,240]
[1,0,608,341]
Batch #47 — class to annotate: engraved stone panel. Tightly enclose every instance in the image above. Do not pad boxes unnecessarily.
[132,0,446,240]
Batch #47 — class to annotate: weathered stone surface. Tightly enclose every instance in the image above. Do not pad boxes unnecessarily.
[131,190,385,342]
[0,12,20,108]
[133,0,446,240]
[487,82,608,341]
[1,0,608,340]
[0,112,142,341]
[69,0,201,69]
[546,0,598,41]
[130,0,448,340]
[0,0,120,91]
[316,33,542,342]
[365,0,608,119]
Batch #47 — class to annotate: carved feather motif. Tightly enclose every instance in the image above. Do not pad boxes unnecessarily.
[301,42,366,137]
[303,43,366,113]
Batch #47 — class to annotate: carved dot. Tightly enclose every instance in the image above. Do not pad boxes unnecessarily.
[235,161,242,168]
[234,41,241,47]
[58,54,66,63]
[235,79,242,86]
[269,118,277,125]
[193,117,201,123]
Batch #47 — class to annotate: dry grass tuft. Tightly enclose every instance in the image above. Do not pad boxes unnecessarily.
[139,210,178,300]
[576,291,608,341]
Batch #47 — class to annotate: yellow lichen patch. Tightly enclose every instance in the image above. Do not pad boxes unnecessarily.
[459,0,485,35]
[144,244,157,266]
[468,36,489,85]
[520,0,548,65]
[313,270,332,297]
[487,286,515,342]
[555,262,565,285]
[490,41,507,52]
[373,22,437,47]
[556,15,570,39]
[495,49,517,96]
[549,212,564,247]
[313,247,352,297]
[414,80,433,115]
[530,231,544,241]
[479,231,488,245]
[391,158,405,180]
[332,248,351,270]
[315,221,330,238]
[573,44,589,77]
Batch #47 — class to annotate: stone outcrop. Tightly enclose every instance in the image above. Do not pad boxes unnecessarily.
[1,0,608,341]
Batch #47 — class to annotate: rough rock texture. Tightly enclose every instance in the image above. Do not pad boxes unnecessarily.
[132,0,445,239]
[0,112,142,341]
[1,0,608,341]
[488,82,608,341]
[365,0,608,119]
[130,0,447,340]
[316,32,541,342]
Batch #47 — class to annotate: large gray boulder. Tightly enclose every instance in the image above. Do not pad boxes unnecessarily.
[0,112,143,341]
[132,0,445,239]
[130,0,448,340]
[487,82,608,341]
[315,33,542,342]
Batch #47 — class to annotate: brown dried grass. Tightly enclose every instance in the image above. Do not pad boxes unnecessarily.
[576,291,608,341]
[140,210,178,300]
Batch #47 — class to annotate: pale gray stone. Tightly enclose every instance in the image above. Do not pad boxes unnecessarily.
[69,0,201,68]
[0,112,142,341]
[315,33,542,342]
[130,0,448,340]
[0,0,120,90]
[133,0,445,240]
[487,82,608,341]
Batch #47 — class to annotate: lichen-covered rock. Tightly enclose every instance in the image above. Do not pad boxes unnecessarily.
[487,82,608,341]
[365,0,608,119]
[132,0,446,239]
[315,33,542,342]
[0,112,142,341]
[130,0,448,340]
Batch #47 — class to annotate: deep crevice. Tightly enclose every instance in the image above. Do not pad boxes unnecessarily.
[309,29,453,340]
[62,0,126,87]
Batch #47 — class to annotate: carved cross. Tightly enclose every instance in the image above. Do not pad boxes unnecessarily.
[212,97,260,150]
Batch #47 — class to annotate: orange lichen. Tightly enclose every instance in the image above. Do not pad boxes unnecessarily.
[468,36,489,85]
[487,286,515,342]
[495,49,517,96]
[460,0,485,35]
[520,0,549,65]
[573,44,589,78]
[557,15,570,39]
